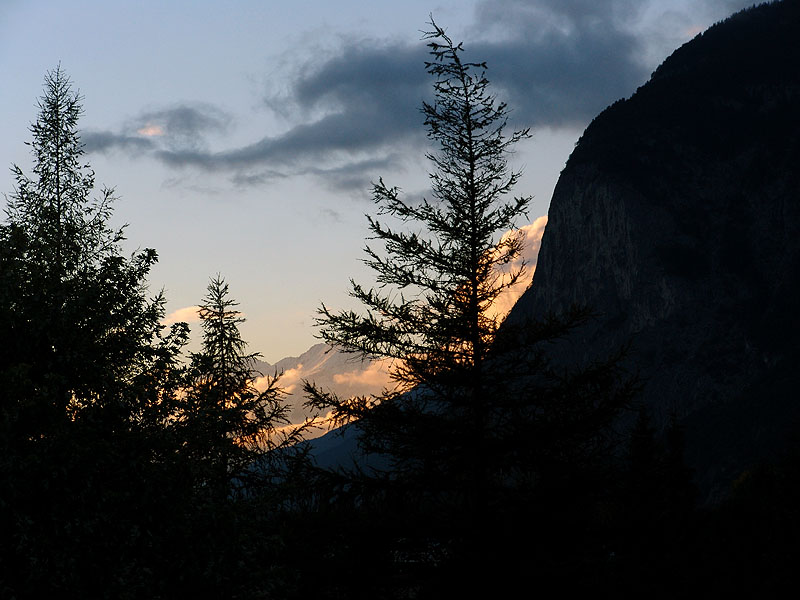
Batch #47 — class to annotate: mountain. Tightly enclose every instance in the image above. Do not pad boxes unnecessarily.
[507,0,800,500]
[259,215,549,444]
[254,343,390,431]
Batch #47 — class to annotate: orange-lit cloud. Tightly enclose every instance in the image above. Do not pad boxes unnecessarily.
[255,364,305,395]
[488,215,548,321]
[137,124,164,137]
[162,305,201,325]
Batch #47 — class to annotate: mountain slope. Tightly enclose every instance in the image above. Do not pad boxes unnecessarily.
[508,0,800,499]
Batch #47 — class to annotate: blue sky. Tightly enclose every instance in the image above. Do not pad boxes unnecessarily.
[0,0,753,361]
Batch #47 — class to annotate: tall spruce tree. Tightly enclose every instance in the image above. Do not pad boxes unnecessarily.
[308,19,532,479]
[0,65,182,427]
[304,21,635,594]
[0,66,192,597]
[0,66,310,599]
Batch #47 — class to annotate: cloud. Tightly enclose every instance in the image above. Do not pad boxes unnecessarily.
[229,170,287,187]
[632,0,754,69]
[162,305,201,325]
[85,103,232,156]
[82,130,155,155]
[304,155,402,194]
[259,363,305,395]
[150,0,655,174]
[333,360,391,388]
[132,104,231,151]
[137,125,164,137]
[84,0,755,188]
[466,0,650,128]
[488,215,548,320]
[154,43,428,173]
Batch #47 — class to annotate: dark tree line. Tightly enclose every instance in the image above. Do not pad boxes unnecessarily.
[2,23,791,600]
[0,67,307,598]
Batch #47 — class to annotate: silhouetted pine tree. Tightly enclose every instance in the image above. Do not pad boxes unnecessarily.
[0,66,190,598]
[145,275,310,597]
[182,275,303,497]
[304,21,635,597]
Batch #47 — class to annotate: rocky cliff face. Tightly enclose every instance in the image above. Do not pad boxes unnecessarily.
[509,0,800,498]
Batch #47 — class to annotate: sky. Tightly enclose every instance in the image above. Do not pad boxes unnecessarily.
[0,0,754,362]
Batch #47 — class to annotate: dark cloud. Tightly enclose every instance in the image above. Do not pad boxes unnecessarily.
[304,155,403,194]
[130,104,231,151]
[84,103,232,157]
[82,130,155,154]
[109,1,657,175]
[230,170,288,188]
[226,155,399,195]
[154,42,429,175]
[468,0,650,128]
[156,104,421,170]
[84,0,756,189]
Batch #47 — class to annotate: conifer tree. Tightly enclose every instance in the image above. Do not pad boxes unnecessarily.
[0,68,304,597]
[304,21,634,592]
[308,19,531,477]
[0,66,189,598]
[183,275,299,496]
[0,66,182,426]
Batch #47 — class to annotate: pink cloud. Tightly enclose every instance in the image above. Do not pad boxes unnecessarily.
[162,305,201,325]
[137,124,164,137]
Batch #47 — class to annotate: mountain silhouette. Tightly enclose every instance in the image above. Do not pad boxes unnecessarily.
[508,0,800,500]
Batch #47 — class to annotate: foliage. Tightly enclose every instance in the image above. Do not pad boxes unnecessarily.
[182,275,307,495]
[0,66,185,431]
[304,20,635,596]
[309,18,531,466]
[0,65,191,598]
[0,67,303,598]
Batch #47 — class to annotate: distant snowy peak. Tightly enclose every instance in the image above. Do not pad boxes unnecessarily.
[253,343,391,424]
